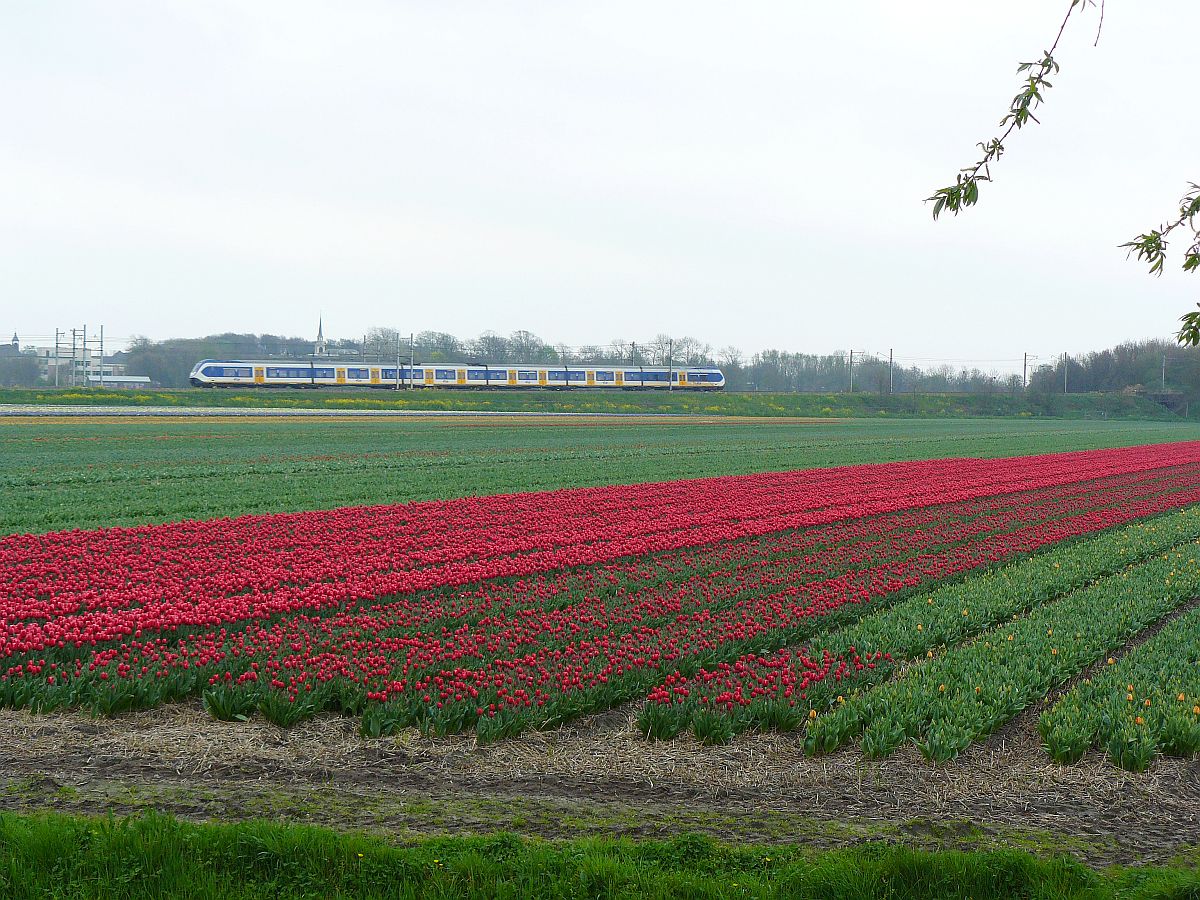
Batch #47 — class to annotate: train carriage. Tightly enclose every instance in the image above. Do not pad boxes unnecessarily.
[189,360,725,390]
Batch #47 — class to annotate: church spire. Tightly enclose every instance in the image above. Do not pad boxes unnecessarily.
[314,317,327,356]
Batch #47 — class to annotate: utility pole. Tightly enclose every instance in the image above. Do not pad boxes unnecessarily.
[99,325,104,388]
[409,333,415,389]
[70,329,78,387]
[1021,353,1038,391]
[888,349,894,395]
[667,339,674,391]
[394,333,402,390]
[848,349,855,393]
[630,342,637,365]
[53,329,62,386]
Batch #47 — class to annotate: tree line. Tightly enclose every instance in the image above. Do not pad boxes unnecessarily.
[5,329,1199,403]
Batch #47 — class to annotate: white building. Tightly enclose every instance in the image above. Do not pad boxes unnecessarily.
[31,346,128,386]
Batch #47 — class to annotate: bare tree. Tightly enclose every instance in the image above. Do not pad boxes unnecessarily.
[647,334,673,366]
[416,331,460,361]
[366,327,400,362]
[470,331,511,362]
[509,330,545,361]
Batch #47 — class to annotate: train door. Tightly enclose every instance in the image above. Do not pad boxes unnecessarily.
[370,368,381,385]
[538,370,547,386]
[615,371,624,387]
[336,368,346,385]
[456,368,466,386]
[424,369,434,386]
[254,367,265,384]
[508,369,517,386]
[586,370,595,386]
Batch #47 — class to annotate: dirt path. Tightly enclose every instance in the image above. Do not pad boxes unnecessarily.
[1,704,1195,865]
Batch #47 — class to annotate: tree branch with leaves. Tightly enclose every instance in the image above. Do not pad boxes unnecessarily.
[926,0,1200,345]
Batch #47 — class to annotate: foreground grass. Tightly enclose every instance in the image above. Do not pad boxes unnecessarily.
[1,812,1198,899]
[5,418,1200,535]
[0,386,1179,419]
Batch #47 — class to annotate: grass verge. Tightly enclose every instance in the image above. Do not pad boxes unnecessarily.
[1,811,1199,899]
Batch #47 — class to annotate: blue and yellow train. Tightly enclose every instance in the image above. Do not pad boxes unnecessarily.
[189,359,726,390]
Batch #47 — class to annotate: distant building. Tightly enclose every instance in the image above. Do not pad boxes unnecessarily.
[30,345,129,385]
[314,318,328,356]
[0,333,20,359]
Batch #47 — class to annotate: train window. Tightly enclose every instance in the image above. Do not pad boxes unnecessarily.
[467,369,488,380]
[435,369,456,380]
[547,370,569,381]
[594,371,615,382]
[229,367,251,378]
[313,368,335,379]
[488,370,507,379]
[410,369,424,380]
[347,368,369,379]
[202,366,224,377]
[517,371,538,381]
[567,371,585,381]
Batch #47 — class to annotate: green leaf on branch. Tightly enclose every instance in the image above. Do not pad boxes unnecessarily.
[1120,232,1167,276]
[1177,307,1200,348]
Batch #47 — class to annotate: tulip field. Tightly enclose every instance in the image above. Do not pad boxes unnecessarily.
[6,416,1199,536]
[4,436,1200,768]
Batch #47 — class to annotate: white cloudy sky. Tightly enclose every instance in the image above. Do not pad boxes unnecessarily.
[2,1,1196,370]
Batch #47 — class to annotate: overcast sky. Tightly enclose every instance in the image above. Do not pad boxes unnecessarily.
[2,1,1196,372]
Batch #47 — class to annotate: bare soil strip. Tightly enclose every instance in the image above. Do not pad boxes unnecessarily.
[0,703,1194,866]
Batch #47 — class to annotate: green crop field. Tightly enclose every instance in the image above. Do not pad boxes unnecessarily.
[4,417,1200,535]
[0,385,1180,419]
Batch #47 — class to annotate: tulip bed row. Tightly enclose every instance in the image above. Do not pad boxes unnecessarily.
[804,542,1200,763]
[638,507,1200,745]
[7,443,1200,650]
[4,443,1200,741]
[1038,604,1200,770]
